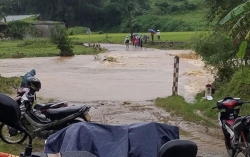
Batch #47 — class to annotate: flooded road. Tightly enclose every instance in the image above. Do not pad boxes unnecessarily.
[0,44,212,102]
[0,44,231,156]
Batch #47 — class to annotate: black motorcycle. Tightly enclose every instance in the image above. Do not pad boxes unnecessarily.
[207,96,250,157]
[0,92,91,144]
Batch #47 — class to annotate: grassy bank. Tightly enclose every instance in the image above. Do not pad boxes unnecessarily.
[0,38,105,59]
[70,31,204,44]
[0,75,21,94]
[155,95,218,127]
[0,139,45,155]
[156,68,250,127]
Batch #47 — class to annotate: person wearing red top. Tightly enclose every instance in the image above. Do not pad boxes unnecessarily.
[151,32,154,42]
[132,36,136,47]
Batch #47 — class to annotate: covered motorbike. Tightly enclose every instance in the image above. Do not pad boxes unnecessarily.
[0,93,197,157]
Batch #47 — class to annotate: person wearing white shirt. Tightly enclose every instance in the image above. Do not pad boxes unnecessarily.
[157,30,160,40]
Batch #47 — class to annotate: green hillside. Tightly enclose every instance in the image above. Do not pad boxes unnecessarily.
[0,0,210,32]
[117,0,210,32]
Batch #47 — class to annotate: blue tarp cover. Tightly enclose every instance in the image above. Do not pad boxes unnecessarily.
[44,122,179,157]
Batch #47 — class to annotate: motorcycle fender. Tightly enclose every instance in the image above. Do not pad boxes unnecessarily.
[74,117,85,122]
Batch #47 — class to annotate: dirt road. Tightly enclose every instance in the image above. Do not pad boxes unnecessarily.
[0,44,232,156]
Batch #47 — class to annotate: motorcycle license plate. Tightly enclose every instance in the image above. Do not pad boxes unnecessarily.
[85,113,91,121]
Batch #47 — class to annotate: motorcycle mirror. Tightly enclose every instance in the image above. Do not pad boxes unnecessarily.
[206,96,213,101]
[159,139,197,157]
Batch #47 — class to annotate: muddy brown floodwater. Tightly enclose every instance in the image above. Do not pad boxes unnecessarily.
[0,44,236,156]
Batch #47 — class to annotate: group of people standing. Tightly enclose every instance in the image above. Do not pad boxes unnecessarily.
[124,30,161,48]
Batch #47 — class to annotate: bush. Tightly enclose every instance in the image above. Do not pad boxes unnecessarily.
[191,31,238,82]
[119,14,194,32]
[215,68,250,100]
[98,31,103,34]
[67,27,89,35]
[6,21,30,39]
[51,25,74,56]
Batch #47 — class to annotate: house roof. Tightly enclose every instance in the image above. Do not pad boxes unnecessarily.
[0,15,64,25]
[1,15,36,22]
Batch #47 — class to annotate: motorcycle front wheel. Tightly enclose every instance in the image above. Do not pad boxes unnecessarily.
[0,123,28,144]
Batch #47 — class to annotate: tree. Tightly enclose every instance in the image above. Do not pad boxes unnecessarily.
[0,6,5,22]
[50,25,74,57]
[204,0,247,23]
[219,0,250,65]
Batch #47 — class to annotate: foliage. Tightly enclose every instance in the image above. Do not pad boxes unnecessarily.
[0,139,45,155]
[70,31,199,44]
[0,38,104,59]
[0,5,5,21]
[219,1,250,44]
[0,75,21,94]
[154,0,199,14]
[204,0,247,23]
[5,21,30,39]
[50,25,74,56]
[191,31,238,82]
[156,68,250,128]
[237,41,248,58]
[215,67,250,101]
[120,14,194,32]
[67,27,89,35]
[155,95,217,127]
[0,0,209,32]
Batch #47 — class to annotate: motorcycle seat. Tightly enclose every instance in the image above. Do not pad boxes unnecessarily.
[45,105,87,120]
[34,103,55,110]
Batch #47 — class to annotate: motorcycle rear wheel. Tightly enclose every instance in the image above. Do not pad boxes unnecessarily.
[0,123,28,144]
[226,147,237,157]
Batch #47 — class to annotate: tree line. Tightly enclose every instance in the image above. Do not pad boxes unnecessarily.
[0,0,151,30]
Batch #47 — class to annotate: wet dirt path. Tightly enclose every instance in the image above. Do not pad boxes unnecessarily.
[0,44,232,156]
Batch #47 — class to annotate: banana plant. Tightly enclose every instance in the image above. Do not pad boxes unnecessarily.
[220,0,250,59]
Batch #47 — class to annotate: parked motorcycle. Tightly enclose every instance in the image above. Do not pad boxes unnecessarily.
[0,91,91,144]
[207,96,250,157]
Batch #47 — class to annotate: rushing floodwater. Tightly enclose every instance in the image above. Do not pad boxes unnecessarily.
[0,44,213,102]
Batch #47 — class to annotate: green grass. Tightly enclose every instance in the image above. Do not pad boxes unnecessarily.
[0,38,105,59]
[70,31,204,44]
[156,68,250,128]
[0,139,45,155]
[155,95,218,128]
[0,76,21,94]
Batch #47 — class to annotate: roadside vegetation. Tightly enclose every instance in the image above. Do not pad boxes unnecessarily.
[0,38,104,59]
[0,0,211,32]
[0,140,45,155]
[156,67,250,128]
[70,31,201,43]
[0,75,21,94]
[156,0,250,128]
